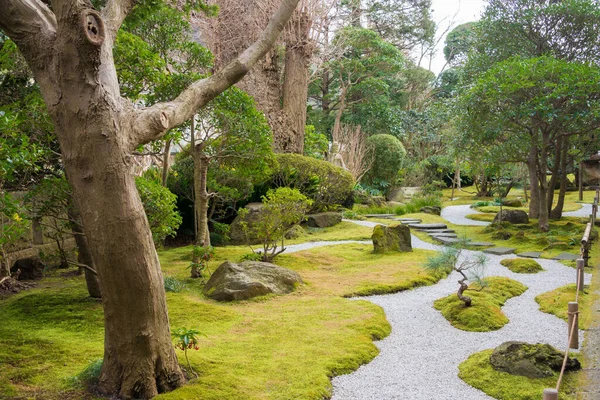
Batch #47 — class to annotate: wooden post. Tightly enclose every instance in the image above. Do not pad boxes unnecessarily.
[568,302,579,349]
[31,219,44,245]
[577,258,585,292]
[543,388,558,400]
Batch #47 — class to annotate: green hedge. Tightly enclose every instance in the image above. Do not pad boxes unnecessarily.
[271,154,355,212]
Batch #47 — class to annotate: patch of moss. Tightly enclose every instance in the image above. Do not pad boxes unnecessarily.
[433,277,527,332]
[459,349,578,400]
[501,258,544,274]
[535,284,592,329]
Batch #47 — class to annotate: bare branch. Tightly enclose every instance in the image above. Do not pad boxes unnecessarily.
[67,260,98,275]
[130,0,300,149]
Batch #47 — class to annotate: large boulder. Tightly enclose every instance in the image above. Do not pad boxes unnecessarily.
[10,256,45,280]
[502,199,523,208]
[229,203,265,245]
[306,212,342,228]
[203,261,303,302]
[372,224,412,253]
[490,341,580,379]
[493,209,529,224]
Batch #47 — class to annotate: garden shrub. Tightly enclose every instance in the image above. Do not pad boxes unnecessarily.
[271,154,354,212]
[136,176,182,246]
[163,276,185,292]
[362,134,406,193]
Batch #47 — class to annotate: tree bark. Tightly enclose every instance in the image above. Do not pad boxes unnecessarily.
[67,204,101,298]
[280,11,311,154]
[537,130,551,231]
[527,141,540,218]
[551,136,569,219]
[161,138,172,187]
[546,135,562,215]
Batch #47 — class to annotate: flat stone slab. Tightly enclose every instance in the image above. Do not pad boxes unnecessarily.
[426,229,455,234]
[432,237,471,245]
[517,252,542,258]
[429,233,458,238]
[365,214,396,219]
[466,241,495,247]
[408,223,448,230]
[395,218,422,223]
[552,253,580,261]
[484,247,517,255]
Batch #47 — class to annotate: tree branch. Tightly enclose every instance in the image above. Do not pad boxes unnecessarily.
[0,0,56,72]
[101,0,137,40]
[130,0,300,149]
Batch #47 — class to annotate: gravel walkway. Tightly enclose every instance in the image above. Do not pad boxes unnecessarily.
[563,203,593,218]
[325,218,590,400]
[441,205,490,226]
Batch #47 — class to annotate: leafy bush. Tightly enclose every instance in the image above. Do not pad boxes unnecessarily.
[73,359,103,387]
[303,125,328,160]
[270,154,354,212]
[164,276,185,292]
[135,176,182,246]
[238,187,312,261]
[363,134,406,192]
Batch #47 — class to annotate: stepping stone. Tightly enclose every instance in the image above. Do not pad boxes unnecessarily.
[432,237,470,245]
[365,214,396,219]
[466,241,495,247]
[395,218,422,223]
[552,253,580,261]
[517,251,542,259]
[408,223,448,230]
[426,229,455,234]
[428,233,458,238]
[484,247,517,255]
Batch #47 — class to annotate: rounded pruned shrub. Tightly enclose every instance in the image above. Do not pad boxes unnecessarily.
[271,154,355,212]
[363,134,406,191]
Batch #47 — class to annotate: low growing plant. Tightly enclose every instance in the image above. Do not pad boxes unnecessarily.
[172,327,202,378]
[163,276,186,292]
[189,245,215,280]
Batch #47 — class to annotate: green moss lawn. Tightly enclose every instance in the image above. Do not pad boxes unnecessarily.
[433,277,527,332]
[459,349,579,400]
[0,239,442,399]
[535,284,592,330]
[500,258,544,273]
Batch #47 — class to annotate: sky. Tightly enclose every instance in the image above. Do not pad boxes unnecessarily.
[427,0,487,75]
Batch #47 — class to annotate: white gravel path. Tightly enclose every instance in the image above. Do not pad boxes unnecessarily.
[563,203,593,218]
[324,216,590,400]
[441,205,490,226]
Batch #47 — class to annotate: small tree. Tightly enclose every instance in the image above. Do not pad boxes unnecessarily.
[425,245,488,307]
[238,188,312,262]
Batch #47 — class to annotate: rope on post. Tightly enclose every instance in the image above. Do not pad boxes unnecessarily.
[555,314,579,392]
[567,302,579,349]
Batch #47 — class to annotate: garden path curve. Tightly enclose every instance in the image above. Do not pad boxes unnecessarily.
[301,214,589,399]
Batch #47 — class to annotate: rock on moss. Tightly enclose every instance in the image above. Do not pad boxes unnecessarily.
[490,341,580,378]
[306,212,342,228]
[285,224,307,239]
[493,210,529,224]
[502,199,523,207]
[420,206,441,215]
[203,261,303,301]
[371,224,412,253]
[500,258,543,273]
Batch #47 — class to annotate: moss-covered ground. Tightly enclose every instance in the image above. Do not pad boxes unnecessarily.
[459,349,579,400]
[0,238,443,399]
[500,258,544,274]
[535,284,592,330]
[433,277,528,332]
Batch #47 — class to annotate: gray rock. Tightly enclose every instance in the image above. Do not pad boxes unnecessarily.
[408,223,448,230]
[306,212,342,228]
[502,199,524,207]
[203,261,303,302]
[428,233,458,238]
[372,224,412,253]
[517,251,543,258]
[365,214,396,219]
[432,237,470,245]
[484,247,517,255]
[230,202,266,245]
[420,206,441,216]
[493,209,529,224]
[466,241,495,247]
[490,341,580,379]
[552,253,580,261]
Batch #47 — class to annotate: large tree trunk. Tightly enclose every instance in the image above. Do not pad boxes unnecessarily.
[537,131,551,231]
[527,142,540,218]
[546,136,562,214]
[280,11,311,154]
[551,136,569,219]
